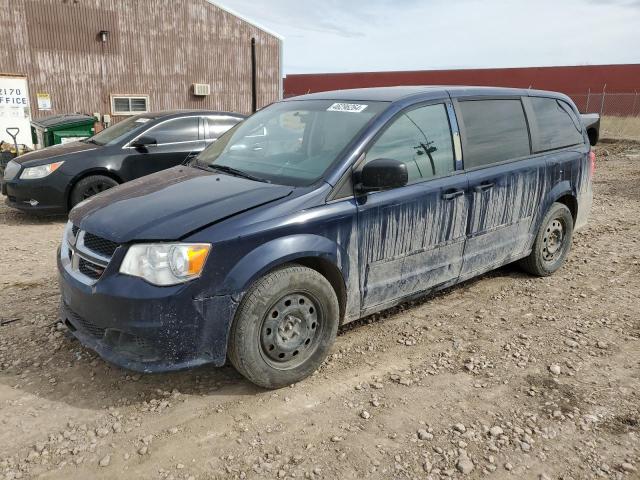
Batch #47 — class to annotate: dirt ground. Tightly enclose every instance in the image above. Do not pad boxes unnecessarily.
[1,141,639,480]
[601,116,640,142]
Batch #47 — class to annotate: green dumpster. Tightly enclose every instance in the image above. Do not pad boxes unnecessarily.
[31,114,95,148]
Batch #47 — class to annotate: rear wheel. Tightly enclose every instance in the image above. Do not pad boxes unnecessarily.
[519,202,574,276]
[228,264,339,389]
[70,175,119,208]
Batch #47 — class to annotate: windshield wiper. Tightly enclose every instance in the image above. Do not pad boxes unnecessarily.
[206,164,270,183]
[83,138,101,145]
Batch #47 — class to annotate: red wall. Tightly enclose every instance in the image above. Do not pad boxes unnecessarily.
[284,64,640,97]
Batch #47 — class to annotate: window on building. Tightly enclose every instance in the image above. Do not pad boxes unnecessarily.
[530,97,584,151]
[459,99,530,169]
[145,117,199,144]
[111,95,149,115]
[365,103,455,184]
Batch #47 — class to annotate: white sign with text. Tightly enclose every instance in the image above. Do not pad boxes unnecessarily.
[0,76,32,147]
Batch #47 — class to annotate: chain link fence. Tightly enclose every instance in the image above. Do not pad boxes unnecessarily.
[569,91,640,141]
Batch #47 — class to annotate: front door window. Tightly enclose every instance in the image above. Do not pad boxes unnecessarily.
[356,103,468,309]
[364,103,455,183]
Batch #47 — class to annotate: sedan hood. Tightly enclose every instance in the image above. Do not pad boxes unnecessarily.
[14,141,99,165]
[69,166,293,243]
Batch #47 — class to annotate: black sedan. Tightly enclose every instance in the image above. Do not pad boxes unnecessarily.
[1,110,245,214]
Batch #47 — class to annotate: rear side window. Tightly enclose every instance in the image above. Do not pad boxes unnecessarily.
[205,116,242,140]
[530,97,584,151]
[146,117,199,144]
[366,103,455,184]
[459,99,530,169]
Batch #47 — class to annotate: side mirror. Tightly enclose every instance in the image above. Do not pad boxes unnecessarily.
[357,158,408,192]
[131,135,157,149]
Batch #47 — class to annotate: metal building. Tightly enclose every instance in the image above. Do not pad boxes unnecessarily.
[0,0,283,147]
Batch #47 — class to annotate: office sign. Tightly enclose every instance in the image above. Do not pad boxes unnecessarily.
[0,76,32,147]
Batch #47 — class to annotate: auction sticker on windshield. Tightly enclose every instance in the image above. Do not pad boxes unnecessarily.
[327,103,368,113]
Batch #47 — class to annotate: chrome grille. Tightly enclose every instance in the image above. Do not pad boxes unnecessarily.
[62,222,118,285]
[78,257,105,279]
[84,232,119,258]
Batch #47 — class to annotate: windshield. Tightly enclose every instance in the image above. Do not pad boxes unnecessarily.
[85,115,154,146]
[195,100,388,186]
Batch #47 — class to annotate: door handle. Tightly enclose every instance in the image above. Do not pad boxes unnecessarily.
[441,189,464,200]
[473,182,495,192]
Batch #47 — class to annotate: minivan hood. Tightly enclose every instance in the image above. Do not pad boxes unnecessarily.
[69,166,294,243]
[14,141,99,165]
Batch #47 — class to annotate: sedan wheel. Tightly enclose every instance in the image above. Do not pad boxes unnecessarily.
[70,175,119,208]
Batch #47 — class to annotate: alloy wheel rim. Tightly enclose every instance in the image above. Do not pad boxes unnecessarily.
[83,182,112,199]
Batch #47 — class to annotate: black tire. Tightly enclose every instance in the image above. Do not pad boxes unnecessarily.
[228,264,339,389]
[70,175,119,208]
[519,202,574,276]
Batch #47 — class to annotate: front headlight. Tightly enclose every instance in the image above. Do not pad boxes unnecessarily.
[20,161,64,179]
[120,243,211,286]
[3,160,20,180]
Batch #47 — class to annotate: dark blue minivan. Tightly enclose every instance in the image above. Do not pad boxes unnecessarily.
[58,87,594,388]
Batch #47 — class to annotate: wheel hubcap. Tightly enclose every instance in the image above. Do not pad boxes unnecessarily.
[542,218,565,262]
[261,293,320,367]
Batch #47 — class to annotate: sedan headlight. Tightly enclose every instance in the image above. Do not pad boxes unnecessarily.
[3,160,20,180]
[120,243,211,286]
[20,161,64,179]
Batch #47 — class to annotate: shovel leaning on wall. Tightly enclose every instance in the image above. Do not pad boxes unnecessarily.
[6,127,20,157]
[0,127,21,178]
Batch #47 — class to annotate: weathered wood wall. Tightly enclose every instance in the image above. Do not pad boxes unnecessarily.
[0,0,282,121]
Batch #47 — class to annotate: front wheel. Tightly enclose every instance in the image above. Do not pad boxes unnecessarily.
[70,175,119,208]
[227,264,340,389]
[519,202,574,276]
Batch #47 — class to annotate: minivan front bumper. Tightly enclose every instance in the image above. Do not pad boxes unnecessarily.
[57,246,239,372]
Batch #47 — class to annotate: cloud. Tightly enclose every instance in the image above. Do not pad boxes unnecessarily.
[217,0,376,37]
[216,0,640,73]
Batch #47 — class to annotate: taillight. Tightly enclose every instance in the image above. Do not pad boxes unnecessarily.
[589,150,596,175]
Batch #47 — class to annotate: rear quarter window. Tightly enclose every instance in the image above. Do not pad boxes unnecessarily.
[458,99,530,169]
[530,97,584,152]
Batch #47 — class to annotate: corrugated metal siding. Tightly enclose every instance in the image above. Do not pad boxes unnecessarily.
[0,0,281,121]
[284,64,640,97]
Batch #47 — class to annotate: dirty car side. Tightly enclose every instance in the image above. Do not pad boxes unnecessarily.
[58,86,592,374]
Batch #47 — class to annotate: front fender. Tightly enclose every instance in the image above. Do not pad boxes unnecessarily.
[219,234,349,295]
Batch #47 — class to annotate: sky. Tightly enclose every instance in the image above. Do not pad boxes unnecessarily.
[217,0,640,74]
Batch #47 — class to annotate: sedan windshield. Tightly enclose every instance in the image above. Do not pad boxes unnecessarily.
[85,115,154,146]
[195,100,388,186]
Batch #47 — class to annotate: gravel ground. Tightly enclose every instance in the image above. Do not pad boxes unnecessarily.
[0,141,639,480]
